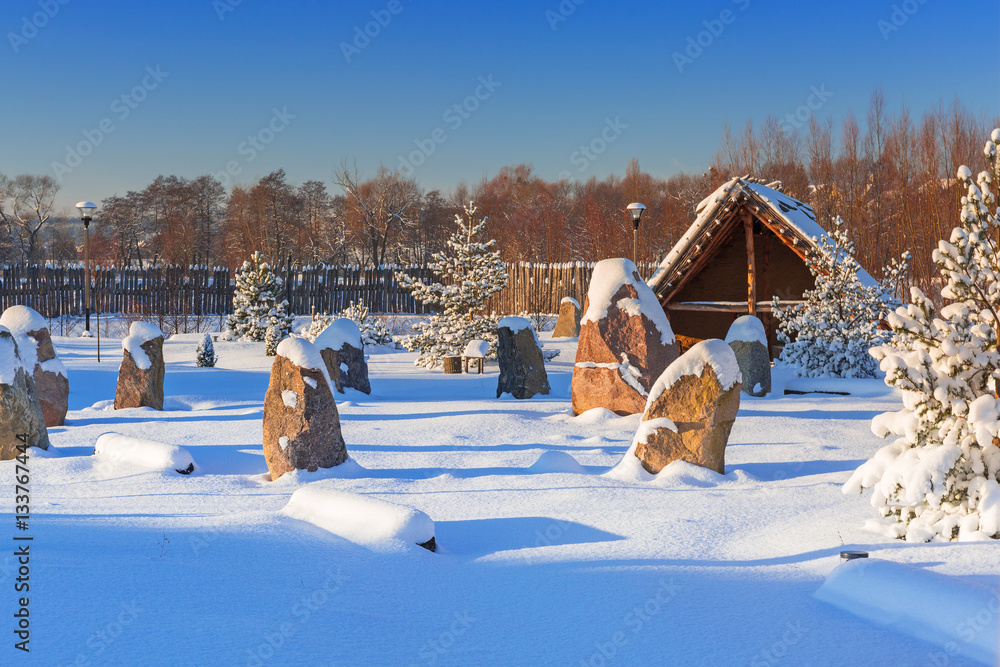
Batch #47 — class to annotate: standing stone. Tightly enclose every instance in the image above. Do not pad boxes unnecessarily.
[496,317,550,399]
[571,259,679,416]
[0,327,49,460]
[725,315,771,397]
[633,339,742,474]
[314,318,371,395]
[114,322,165,410]
[0,306,68,426]
[552,297,582,338]
[263,337,347,481]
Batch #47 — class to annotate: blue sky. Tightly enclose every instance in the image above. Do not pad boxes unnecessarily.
[2,0,998,212]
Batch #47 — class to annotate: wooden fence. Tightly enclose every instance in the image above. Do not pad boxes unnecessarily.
[0,262,659,318]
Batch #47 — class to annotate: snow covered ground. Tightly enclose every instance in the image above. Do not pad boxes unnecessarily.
[6,332,999,665]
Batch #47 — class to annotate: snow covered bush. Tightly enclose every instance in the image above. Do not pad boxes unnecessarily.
[195,334,216,367]
[845,128,1000,542]
[339,301,392,347]
[773,216,908,378]
[300,312,333,342]
[396,202,508,367]
[224,252,293,352]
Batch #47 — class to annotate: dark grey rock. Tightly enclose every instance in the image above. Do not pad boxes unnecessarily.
[729,340,771,397]
[496,318,550,399]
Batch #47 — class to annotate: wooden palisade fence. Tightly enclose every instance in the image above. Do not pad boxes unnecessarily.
[0,262,659,319]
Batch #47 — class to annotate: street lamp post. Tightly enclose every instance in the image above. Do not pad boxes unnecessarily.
[627,202,646,267]
[76,201,97,333]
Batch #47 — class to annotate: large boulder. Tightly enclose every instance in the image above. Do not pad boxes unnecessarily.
[114,322,165,410]
[496,317,550,399]
[725,315,771,397]
[551,297,581,338]
[0,326,49,460]
[0,306,68,426]
[314,318,371,395]
[633,339,741,474]
[571,259,679,415]
[263,337,347,481]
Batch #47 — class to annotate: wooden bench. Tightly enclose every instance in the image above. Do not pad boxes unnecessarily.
[462,339,490,374]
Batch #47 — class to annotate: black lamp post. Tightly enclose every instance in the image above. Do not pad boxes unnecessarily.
[627,202,646,266]
[76,201,96,333]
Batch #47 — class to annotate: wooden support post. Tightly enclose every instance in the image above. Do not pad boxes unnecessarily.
[744,216,756,315]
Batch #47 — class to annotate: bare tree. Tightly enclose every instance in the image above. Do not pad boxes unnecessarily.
[0,174,60,265]
[334,162,421,268]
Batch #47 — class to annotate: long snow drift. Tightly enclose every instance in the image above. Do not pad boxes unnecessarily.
[93,433,196,474]
[283,483,435,550]
[814,558,999,665]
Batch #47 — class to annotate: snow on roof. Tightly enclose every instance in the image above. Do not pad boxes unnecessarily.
[725,315,767,346]
[463,339,491,358]
[0,305,47,336]
[583,258,675,345]
[646,339,741,408]
[315,318,362,352]
[647,178,878,292]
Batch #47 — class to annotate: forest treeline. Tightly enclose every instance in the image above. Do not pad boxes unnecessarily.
[2,90,996,295]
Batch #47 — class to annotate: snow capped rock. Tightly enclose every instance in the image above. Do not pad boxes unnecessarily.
[315,318,363,353]
[647,339,741,406]
[122,322,164,371]
[276,337,326,373]
[560,296,580,308]
[94,433,195,474]
[498,316,531,333]
[0,305,47,336]
[283,484,435,551]
[725,315,768,346]
[582,258,674,345]
[0,325,23,386]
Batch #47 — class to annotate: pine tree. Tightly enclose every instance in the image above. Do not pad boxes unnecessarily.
[845,128,1000,542]
[195,333,216,367]
[340,301,392,347]
[773,216,908,378]
[300,311,333,342]
[396,202,508,367]
[224,252,293,349]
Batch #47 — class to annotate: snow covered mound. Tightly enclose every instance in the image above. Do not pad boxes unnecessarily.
[527,451,586,474]
[283,484,435,551]
[814,558,999,665]
[582,258,674,345]
[0,305,47,335]
[646,339,741,407]
[122,322,163,370]
[724,315,767,346]
[93,433,196,475]
[315,318,363,352]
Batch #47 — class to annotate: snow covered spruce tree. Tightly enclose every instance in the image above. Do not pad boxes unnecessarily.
[195,333,216,367]
[340,300,393,347]
[395,202,508,367]
[224,252,293,353]
[773,216,908,378]
[845,128,1000,542]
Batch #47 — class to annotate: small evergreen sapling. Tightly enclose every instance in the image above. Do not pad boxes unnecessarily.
[845,128,1000,542]
[340,301,392,347]
[195,333,216,367]
[396,202,508,367]
[224,252,293,353]
[773,216,908,378]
